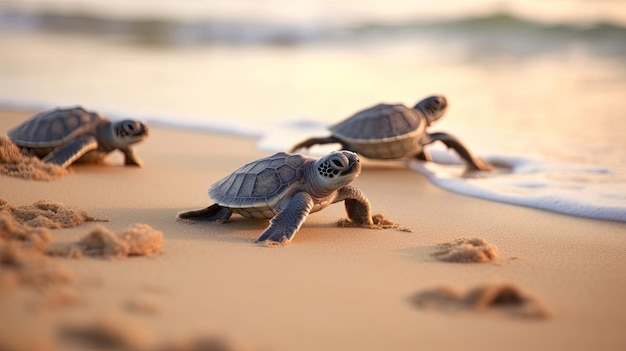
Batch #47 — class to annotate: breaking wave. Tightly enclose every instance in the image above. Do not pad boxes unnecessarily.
[1,7,624,50]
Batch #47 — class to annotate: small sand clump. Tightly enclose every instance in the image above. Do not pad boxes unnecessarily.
[77,224,163,259]
[410,282,552,320]
[0,136,71,181]
[338,213,413,232]
[161,335,253,351]
[62,314,255,351]
[432,237,498,263]
[0,198,107,229]
[125,295,164,315]
[61,314,154,351]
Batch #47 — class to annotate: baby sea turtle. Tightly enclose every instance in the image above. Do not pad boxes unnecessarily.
[177,151,373,244]
[8,106,148,168]
[290,95,492,171]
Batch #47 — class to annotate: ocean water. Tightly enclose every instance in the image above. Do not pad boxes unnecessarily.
[0,0,625,222]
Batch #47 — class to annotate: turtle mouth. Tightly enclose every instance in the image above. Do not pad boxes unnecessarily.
[438,98,448,111]
[340,160,360,177]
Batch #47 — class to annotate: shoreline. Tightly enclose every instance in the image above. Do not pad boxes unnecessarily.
[1,107,625,351]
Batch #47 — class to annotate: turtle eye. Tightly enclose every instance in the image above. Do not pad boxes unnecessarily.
[331,159,343,167]
[124,123,135,133]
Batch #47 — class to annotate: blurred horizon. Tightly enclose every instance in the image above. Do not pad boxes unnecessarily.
[1,0,626,47]
[2,0,626,23]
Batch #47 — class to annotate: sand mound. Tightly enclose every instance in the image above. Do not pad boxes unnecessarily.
[61,314,154,351]
[338,213,413,232]
[0,136,71,181]
[410,282,551,320]
[62,314,254,351]
[1,198,107,230]
[74,224,163,259]
[431,237,498,263]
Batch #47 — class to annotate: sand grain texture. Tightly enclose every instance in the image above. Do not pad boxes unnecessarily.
[0,136,71,181]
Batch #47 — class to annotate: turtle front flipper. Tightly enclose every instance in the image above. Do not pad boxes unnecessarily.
[335,185,373,226]
[176,203,233,223]
[122,147,143,167]
[416,150,432,162]
[43,135,99,168]
[424,132,493,171]
[255,192,314,244]
[289,136,343,153]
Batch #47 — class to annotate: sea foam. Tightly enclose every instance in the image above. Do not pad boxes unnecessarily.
[409,152,626,223]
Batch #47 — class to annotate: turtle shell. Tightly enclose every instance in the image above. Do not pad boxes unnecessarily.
[329,103,427,159]
[8,107,102,148]
[209,152,307,218]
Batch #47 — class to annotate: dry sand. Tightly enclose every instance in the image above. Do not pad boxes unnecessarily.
[1,108,625,351]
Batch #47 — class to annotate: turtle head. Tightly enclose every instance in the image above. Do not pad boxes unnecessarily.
[310,151,361,195]
[414,95,448,125]
[111,120,149,146]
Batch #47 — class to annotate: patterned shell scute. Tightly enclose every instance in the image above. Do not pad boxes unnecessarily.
[209,152,306,209]
[330,104,423,142]
[8,107,101,147]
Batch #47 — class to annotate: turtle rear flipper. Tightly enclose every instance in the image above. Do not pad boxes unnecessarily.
[255,192,314,244]
[425,132,493,171]
[176,203,232,223]
[43,135,99,168]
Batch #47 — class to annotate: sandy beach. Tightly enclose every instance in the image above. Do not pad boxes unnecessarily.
[1,107,625,351]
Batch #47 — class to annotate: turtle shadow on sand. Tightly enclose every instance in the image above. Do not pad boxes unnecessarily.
[179,210,413,245]
[174,215,268,244]
[397,246,440,263]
